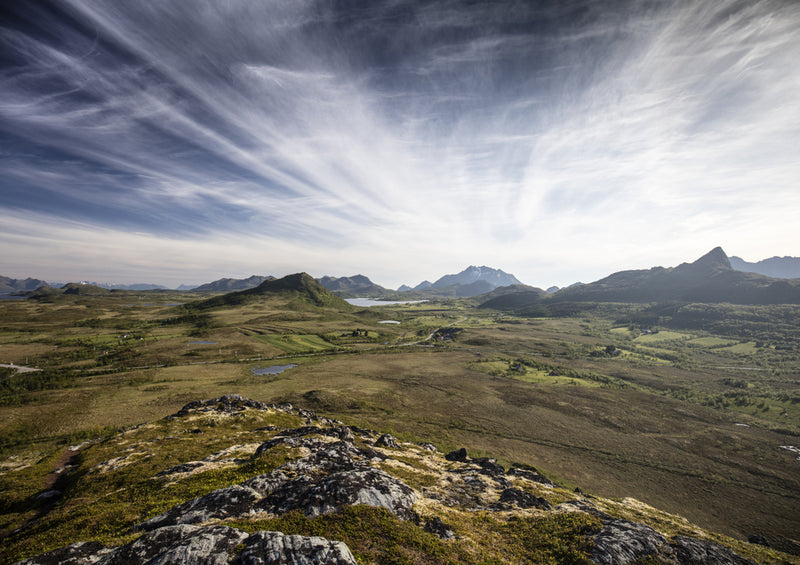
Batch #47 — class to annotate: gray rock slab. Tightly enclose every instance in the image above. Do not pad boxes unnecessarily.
[136,485,262,531]
[240,531,357,565]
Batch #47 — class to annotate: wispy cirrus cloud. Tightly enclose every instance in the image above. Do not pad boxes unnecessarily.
[1,0,798,287]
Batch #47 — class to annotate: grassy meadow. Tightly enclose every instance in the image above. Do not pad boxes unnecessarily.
[0,290,799,558]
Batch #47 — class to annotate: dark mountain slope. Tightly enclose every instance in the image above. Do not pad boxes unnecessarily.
[475,285,547,309]
[552,247,800,305]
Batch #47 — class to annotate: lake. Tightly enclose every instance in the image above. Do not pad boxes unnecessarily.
[251,363,297,376]
[345,298,428,307]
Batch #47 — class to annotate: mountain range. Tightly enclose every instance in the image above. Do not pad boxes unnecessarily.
[0,276,49,294]
[479,247,800,310]
[729,255,800,279]
[5,250,800,303]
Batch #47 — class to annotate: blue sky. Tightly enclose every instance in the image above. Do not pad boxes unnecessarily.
[1,0,798,289]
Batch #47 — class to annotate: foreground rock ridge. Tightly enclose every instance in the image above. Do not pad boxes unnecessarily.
[14,395,767,564]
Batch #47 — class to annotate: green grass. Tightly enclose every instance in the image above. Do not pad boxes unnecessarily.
[250,333,338,354]
[687,336,736,347]
[634,330,690,343]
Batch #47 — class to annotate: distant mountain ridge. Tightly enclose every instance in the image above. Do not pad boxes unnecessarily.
[730,255,800,279]
[548,247,800,305]
[192,275,274,292]
[399,266,523,297]
[0,276,48,294]
[431,265,522,289]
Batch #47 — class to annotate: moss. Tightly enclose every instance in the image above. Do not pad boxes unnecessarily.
[497,513,602,564]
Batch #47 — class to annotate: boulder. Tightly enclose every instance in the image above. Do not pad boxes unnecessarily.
[590,519,670,564]
[497,487,551,509]
[240,531,357,565]
[375,434,399,448]
[445,448,468,462]
[671,535,757,565]
[99,524,247,564]
[472,457,505,477]
[262,467,418,520]
[424,517,456,540]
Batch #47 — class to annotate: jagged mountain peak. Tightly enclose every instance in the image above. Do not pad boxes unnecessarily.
[431,266,523,290]
[690,246,731,270]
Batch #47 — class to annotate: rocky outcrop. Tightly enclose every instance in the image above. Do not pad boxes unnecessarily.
[590,519,757,565]
[239,531,357,565]
[591,519,671,563]
[13,396,763,565]
[138,435,415,531]
[672,535,757,565]
[13,525,357,565]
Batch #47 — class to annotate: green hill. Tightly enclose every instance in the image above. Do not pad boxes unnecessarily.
[194,272,353,310]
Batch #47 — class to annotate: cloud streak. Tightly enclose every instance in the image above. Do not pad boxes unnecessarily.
[1,0,798,288]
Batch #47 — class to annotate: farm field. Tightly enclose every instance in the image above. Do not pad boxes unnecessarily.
[0,290,799,559]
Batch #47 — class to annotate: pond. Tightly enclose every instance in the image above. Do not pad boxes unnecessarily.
[251,363,297,376]
[345,298,428,307]
[189,340,217,345]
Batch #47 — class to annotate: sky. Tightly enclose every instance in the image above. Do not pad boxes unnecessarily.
[1,0,799,290]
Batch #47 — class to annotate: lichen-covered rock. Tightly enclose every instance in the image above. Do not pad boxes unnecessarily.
[167,395,277,419]
[375,434,399,448]
[14,526,358,565]
[136,485,262,531]
[99,524,248,565]
[497,487,551,509]
[240,531,358,565]
[590,519,670,564]
[589,521,757,565]
[138,437,417,533]
[671,535,757,565]
[262,467,418,520]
